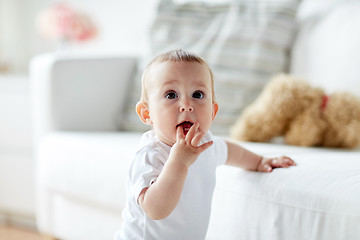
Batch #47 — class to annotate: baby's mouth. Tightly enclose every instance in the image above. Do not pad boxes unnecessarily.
[176,121,193,135]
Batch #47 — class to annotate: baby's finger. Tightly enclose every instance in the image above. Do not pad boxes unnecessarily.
[197,140,213,153]
[270,157,294,168]
[282,156,296,166]
[277,156,296,167]
[259,163,272,172]
[176,125,185,141]
[186,123,199,142]
[191,129,206,148]
[270,158,288,168]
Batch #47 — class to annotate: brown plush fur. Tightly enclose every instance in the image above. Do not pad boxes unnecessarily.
[231,74,360,148]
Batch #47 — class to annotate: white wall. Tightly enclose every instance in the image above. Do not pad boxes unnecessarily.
[0,0,160,74]
[0,76,34,225]
[0,0,28,74]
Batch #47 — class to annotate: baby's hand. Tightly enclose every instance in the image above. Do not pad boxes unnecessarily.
[257,156,296,172]
[170,123,213,168]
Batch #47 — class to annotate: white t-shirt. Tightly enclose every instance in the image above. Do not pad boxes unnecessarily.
[114,130,228,240]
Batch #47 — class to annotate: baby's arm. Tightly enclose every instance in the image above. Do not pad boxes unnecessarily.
[225,139,295,172]
[138,123,212,220]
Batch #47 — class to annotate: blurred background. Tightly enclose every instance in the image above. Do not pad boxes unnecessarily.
[0,0,158,228]
[2,0,360,237]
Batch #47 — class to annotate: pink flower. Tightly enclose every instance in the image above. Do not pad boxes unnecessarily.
[36,2,97,42]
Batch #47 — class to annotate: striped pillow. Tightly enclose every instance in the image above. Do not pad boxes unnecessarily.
[122,0,299,135]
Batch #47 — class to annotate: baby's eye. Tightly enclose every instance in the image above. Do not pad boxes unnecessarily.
[192,91,204,99]
[165,91,178,99]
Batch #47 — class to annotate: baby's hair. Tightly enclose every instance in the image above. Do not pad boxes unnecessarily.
[140,49,215,103]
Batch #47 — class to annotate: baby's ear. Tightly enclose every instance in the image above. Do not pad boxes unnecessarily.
[136,101,152,125]
[212,102,219,121]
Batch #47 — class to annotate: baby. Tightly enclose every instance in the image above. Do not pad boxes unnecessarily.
[114,49,295,240]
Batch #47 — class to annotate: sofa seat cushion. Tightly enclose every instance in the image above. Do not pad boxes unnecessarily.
[37,132,143,210]
[207,142,360,240]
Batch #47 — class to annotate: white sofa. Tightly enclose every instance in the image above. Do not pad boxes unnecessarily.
[30,1,360,240]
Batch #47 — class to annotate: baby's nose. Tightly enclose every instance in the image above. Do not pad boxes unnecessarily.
[180,105,193,112]
[179,97,194,112]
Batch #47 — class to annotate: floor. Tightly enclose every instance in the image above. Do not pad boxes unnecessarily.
[0,225,53,240]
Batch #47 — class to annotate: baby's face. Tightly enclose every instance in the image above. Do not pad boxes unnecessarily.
[145,61,218,146]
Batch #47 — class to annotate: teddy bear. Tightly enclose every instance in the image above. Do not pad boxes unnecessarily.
[231,74,360,148]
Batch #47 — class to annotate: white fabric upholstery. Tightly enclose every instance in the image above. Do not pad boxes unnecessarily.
[37,132,140,209]
[30,53,137,139]
[36,132,141,240]
[30,54,140,240]
[207,142,360,240]
[34,128,360,240]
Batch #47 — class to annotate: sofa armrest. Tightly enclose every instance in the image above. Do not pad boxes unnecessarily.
[30,53,137,141]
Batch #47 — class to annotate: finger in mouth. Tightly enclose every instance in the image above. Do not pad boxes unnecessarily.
[176,121,194,135]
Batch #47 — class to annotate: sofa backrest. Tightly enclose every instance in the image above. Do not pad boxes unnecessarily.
[290,0,360,98]
[30,53,137,141]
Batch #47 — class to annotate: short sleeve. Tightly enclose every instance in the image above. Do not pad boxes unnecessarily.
[128,144,167,205]
[212,136,228,166]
